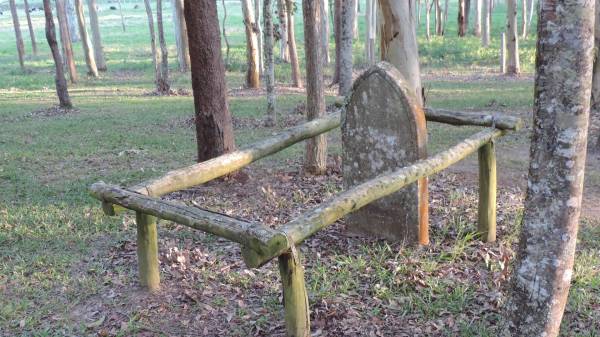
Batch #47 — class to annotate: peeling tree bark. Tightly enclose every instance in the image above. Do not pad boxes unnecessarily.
[339,0,355,96]
[24,0,38,56]
[505,0,520,75]
[505,1,594,335]
[241,0,261,88]
[9,0,26,71]
[87,0,107,71]
[56,0,78,83]
[74,0,98,77]
[43,0,72,109]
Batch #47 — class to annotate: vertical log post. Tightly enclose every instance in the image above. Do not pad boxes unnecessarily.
[278,251,310,337]
[136,212,160,291]
[477,141,497,242]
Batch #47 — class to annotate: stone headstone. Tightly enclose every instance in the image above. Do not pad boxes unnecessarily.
[342,62,429,243]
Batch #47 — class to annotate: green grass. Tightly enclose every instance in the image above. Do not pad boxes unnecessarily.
[0,1,598,336]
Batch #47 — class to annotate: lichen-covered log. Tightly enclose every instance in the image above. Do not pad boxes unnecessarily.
[504,1,594,335]
[242,128,505,268]
[89,182,286,254]
[477,141,496,242]
[278,252,310,337]
[136,212,160,291]
[425,107,522,130]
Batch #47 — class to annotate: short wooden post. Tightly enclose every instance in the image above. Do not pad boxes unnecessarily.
[278,251,310,337]
[477,141,497,242]
[500,32,506,74]
[136,211,160,291]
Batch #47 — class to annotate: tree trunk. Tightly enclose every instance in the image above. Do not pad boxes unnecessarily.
[379,0,423,106]
[458,0,466,37]
[331,0,341,84]
[256,0,264,76]
[527,0,535,30]
[435,0,442,36]
[365,0,376,63]
[320,0,330,65]
[144,0,162,91]
[117,0,126,31]
[465,0,471,29]
[482,0,490,46]
[443,0,449,33]
[505,1,594,335]
[87,0,107,71]
[352,0,358,38]
[277,0,290,62]
[43,0,72,109]
[222,0,231,65]
[425,0,430,39]
[74,0,98,77]
[23,0,38,56]
[66,0,80,42]
[184,0,236,162]
[9,0,25,71]
[156,0,170,94]
[303,0,327,175]
[473,0,481,36]
[339,0,355,96]
[286,0,302,87]
[56,0,78,83]
[173,0,190,72]
[264,0,276,127]
[592,0,600,153]
[506,0,520,75]
[521,0,527,38]
[241,0,261,88]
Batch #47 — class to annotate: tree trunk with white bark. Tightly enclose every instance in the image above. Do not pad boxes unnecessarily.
[286,0,302,87]
[255,0,264,76]
[320,0,330,65]
[473,0,481,37]
[87,0,107,71]
[241,0,261,88]
[277,0,290,62]
[339,0,354,96]
[56,0,78,83]
[506,0,520,75]
[66,0,80,42]
[264,0,276,126]
[172,0,190,72]
[74,0,98,77]
[482,0,490,46]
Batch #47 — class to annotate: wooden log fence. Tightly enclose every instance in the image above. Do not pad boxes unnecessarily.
[90,107,520,337]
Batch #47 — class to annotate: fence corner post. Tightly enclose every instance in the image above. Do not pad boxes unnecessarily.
[478,141,497,242]
[278,251,310,337]
[136,211,160,291]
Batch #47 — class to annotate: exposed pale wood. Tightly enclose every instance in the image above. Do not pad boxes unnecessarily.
[136,212,160,291]
[89,182,285,253]
[242,128,506,268]
[477,141,496,242]
[425,107,523,130]
[286,0,302,87]
[55,0,78,83]
[87,0,107,71]
[74,0,98,77]
[278,252,310,337]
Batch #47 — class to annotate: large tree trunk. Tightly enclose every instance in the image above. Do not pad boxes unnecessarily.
[339,0,355,96]
[592,0,600,152]
[172,0,190,72]
[303,0,327,175]
[65,0,80,42]
[473,0,481,36]
[241,0,261,88]
[74,0,98,77]
[156,0,170,94]
[286,0,302,87]
[56,0,78,83]
[277,0,290,62]
[9,0,25,71]
[263,0,276,126]
[458,0,467,37]
[23,0,38,56]
[505,1,594,335]
[379,0,423,106]
[320,0,330,65]
[144,0,162,91]
[43,0,72,109]
[482,0,490,46]
[506,0,520,75]
[87,0,107,71]
[184,0,236,162]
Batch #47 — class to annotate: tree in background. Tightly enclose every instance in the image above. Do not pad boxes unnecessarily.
[43,0,72,109]
[156,0,170,93]
[23,0,38,56]
[87,0,107,71]
[458,0,467,37]
[506,0,520,75]
[505,1,594,335]
[9,0,25,71]
[277,0,290,62]
[365,0,376,64]
[482,0,490,46]
[592,0,600,152]
[74,0,98,77]
[286,0,302,87]
[56,0,78,83]
[65,0,80,42]
[320,0,330,65]
[172,0,190,72]
[473,0,481,37]
[241,0,260,88]
[331,0,341,84]
[184,0,236,162]
[144,0,169,94]
[302,0,327,175]
[339,0,355,96]
[263,0,276,126]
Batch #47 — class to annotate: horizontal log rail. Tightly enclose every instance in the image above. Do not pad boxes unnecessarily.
[424,107,523,131]
[241,128,506,268]
[90,182,286,254]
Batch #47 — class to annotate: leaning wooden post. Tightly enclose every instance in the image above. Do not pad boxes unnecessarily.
[136,212,160,291]
[500,32,506,74]
[278,251,310,337]
[477,141,497,242]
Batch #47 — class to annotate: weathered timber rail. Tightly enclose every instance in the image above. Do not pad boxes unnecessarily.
[90,106,521,337]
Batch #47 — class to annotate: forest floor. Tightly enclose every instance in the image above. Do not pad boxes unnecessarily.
[1,1,599,336]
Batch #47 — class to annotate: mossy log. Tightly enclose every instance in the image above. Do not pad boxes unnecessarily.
[136,211,160,291]
[477,141,497,242]
[242,128,505,268]
[278,252,310,337]
[89,182,286,254]
[424,107,523,130]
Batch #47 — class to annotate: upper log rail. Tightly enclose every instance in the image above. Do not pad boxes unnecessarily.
[241,128,506,268]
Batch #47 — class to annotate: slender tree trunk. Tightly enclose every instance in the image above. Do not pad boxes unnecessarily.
[527,0,534,30]
[331,0,341,84]
[144,0,161,90]
[443,0,449,34]
[465,0,471,29]
[379,0,423,106]
[241,0,261,88]
[117,0,126,31]
[339,0,354,96]
[286,0,302,87]
[473,0,481,36]
[277,0,290,62]
[505,1,594,335]
[425,0,430,40]
[264,0,276,126]
[482,0,490,46]
[320,0,330,65]
[303,0,327,175]
[256,0,264,75]
[87,0,107,71]
[74,0,98,77]
[156,0,170,94]
[592,0,600,152]
[352,0,358,38]
[23,0,38,56]
[222,0,231,65]
[56,0,78,83]
[43,0,72,109]
[184,0,236,162]
[173,0,190,72]
[365,0,376,63]
[506,0,520,75]
[435,0,442,36]
[9,0,25,71]
[458,0,467,37]
[521,0,527,38]
[66,0,80,42]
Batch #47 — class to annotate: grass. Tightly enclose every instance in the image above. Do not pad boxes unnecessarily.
[0,0,598,336]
